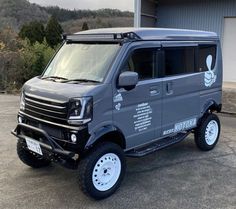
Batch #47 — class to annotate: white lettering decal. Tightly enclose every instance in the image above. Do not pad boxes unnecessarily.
[134,103,152,132]
[163,129,175,136]
[163,118,197,136]
[174,118,197,132]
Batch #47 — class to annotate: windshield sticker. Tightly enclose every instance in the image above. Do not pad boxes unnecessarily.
[115,103,121,111]
[134,103,153,132]
[113,93,123,103]
[163,118,197,136]
[204,55,217,87]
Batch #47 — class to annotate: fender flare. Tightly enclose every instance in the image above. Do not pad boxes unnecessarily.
[85,125,125,149]
[201,100,222,116]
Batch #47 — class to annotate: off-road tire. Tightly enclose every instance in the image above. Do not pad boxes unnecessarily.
[17,141,51,168]
[78,142,126,200]
[194,113,221,151]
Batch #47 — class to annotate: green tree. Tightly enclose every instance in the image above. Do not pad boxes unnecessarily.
[0,26,56,92]
[19,21,45,44]
[82,22,89,31]
[0,27,22,91]
[20,40,56,81]
[45,16,63,48]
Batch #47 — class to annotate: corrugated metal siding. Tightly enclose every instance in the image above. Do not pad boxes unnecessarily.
[155,0,236,39]
[141,0,158,27]
[141,16,157,27]
[141,0,157,15]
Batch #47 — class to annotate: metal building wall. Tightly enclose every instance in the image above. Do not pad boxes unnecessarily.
[141,0,158,27]
[156,0,236,39]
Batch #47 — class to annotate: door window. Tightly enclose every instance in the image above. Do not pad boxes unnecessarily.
[164,47,195,76]
[124,48,158,80]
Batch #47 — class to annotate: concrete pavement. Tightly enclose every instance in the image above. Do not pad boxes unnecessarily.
[223,87,236,114]
[0,95,235,209]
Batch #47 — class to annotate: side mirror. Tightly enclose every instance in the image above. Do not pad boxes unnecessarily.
[118,71,138,91]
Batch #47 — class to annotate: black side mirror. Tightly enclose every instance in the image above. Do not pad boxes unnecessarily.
[118,71,138,91]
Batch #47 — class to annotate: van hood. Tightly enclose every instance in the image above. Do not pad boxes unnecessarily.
[23,77,104,102]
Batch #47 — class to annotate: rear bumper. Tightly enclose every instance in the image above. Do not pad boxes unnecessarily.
[11,123,77,160]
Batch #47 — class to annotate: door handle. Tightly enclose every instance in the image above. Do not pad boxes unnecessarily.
[166,82,173,95]
[150,86,160,96]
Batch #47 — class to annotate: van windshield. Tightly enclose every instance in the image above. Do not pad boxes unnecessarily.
[42,43,120,83]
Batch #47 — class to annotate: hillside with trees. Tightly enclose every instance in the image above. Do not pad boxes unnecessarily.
[45,7,133,33]
[0,0,133,32]
[42,6,133,22]
[0,0,49,31]
[0,0,134,92]
[62,16,134,33]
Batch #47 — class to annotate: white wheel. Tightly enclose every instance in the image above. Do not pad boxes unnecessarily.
[195,114,221,151]
[205,120,219,145]
[78,142,126,199]
[92,153,121,191]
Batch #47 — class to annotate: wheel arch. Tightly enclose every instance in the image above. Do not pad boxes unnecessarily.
[85,125,126,150]
[201,100,222,116]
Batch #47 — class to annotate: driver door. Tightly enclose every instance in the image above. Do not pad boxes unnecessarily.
[112,44,163,149]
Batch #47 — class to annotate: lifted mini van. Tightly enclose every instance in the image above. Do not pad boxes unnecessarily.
[12,28,223,199]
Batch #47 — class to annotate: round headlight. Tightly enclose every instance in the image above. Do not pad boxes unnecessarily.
[71,134,77,143]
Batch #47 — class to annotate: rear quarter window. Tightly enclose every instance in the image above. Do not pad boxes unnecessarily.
[198,45,217,72]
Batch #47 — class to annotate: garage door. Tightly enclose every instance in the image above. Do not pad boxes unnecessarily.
[223,18,236,82]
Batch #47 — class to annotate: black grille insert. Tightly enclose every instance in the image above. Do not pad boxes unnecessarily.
[24,93,68,124]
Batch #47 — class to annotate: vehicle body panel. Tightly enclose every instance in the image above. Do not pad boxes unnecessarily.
[12,28,223,165]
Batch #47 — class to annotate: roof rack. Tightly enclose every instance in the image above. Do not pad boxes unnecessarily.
[62,32,141,43]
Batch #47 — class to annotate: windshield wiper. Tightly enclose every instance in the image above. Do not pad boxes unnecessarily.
[61,79,101,83]
[42,76,68,81]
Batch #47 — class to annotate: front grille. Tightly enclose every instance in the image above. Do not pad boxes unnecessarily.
[24,93,68,124]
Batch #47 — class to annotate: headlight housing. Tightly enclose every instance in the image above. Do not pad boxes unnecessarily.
[20,92,25,111]
[68,97,93,125]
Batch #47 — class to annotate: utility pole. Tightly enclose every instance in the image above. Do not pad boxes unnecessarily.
[134,0,141,27]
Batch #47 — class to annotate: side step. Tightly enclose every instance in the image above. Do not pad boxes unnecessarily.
[125,132,190,158]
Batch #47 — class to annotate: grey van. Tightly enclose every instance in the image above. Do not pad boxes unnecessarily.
[12,28,223,199]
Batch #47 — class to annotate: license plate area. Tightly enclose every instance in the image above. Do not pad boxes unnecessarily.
[25,137,43,156]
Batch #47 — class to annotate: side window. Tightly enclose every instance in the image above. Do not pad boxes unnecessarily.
[124,48,157,80]
[164,47,195,76]
[198,45,217,72]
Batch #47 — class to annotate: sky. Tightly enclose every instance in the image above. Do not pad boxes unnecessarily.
[28,0,134,11]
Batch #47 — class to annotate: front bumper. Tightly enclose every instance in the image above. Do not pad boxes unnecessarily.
[11,123,83,169]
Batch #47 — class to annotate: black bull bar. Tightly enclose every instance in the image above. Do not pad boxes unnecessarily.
[11,123,76,159]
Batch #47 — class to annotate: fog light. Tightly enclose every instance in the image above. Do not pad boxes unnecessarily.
[18,116,23,123]
[71,134,77,143]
